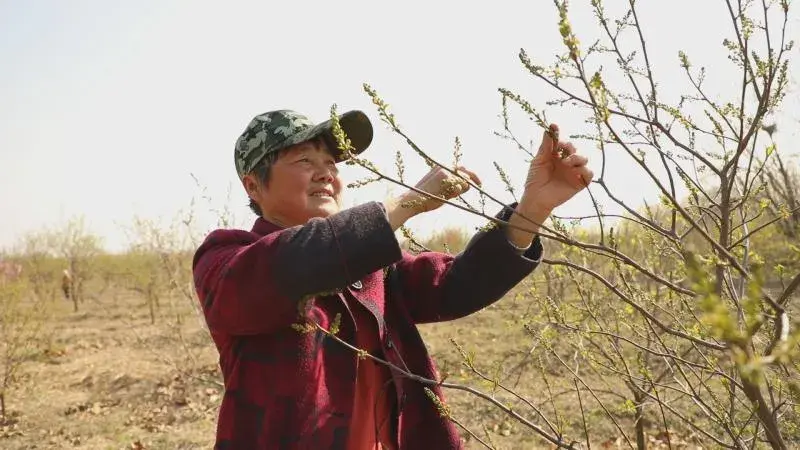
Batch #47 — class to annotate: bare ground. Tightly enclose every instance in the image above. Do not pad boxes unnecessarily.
[1,285,693,449]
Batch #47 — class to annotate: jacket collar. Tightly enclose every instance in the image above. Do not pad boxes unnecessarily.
[251,216,285,236]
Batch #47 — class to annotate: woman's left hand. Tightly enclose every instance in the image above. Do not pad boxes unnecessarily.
[521,123,594,215]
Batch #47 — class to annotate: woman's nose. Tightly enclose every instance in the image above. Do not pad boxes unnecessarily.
[313,163,334,183]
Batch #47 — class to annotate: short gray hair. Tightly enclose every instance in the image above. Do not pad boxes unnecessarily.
[247,151,281,216]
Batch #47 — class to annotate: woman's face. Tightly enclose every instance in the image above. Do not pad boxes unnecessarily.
[248,139,343,227]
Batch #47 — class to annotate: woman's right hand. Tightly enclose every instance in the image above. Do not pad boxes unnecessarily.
[385,165,481,230]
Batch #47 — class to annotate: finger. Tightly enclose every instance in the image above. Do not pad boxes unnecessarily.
[440,176,467,198]
[453,171,472,194]
[558,142,577,159]
[562,154,588,167]
[455,166,482,186]
[536,123,560,158]
[575,166,594,185]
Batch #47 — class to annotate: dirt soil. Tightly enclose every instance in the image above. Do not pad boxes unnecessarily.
[2,284,685,449]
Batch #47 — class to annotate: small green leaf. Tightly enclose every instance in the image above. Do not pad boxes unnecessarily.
[766,143,776,157]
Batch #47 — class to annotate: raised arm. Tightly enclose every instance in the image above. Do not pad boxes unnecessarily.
[388,123,592,323]
[392,204,544,324]
[193,201,402,335]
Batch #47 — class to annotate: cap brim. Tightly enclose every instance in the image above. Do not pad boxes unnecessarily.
[318,110,374,162]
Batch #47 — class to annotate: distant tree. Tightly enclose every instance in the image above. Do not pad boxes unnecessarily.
[759,150,800,238]
[50,216,104,312]
[0,258,48,422]
[16,231,60,302]
[422,227,471,255]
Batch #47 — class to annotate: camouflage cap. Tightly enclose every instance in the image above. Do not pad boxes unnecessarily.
[234,109,374,178]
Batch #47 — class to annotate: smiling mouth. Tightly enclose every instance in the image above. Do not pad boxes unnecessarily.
[310,191,334,198]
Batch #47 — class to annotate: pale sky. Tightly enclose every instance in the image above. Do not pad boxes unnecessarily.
[2,1,798,252]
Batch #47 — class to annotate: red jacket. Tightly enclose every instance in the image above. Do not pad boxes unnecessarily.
[192,201,543,449]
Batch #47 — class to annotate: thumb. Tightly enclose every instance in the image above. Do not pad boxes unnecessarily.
[536,123,559,158]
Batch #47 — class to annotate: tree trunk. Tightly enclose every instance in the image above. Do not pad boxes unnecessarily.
[741,376,787,450]
[71,284,79,312]
[634,392,646,450]
[149,293,156,325]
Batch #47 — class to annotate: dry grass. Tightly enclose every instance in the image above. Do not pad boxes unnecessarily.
[2,290,221,450]
[418,281,667,450]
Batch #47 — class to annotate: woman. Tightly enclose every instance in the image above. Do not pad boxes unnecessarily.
[193,109,592,449]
